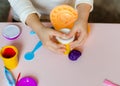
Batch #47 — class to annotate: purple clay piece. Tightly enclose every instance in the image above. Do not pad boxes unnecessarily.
[68,50,81,61]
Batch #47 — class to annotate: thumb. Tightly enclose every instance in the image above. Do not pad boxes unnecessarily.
[52,30,66,38]
[67,28,77,38]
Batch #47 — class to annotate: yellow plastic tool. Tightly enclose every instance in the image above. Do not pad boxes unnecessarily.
[0,45,18,70]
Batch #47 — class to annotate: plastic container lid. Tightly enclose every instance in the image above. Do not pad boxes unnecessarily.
[50,5,78,31]
[16,76,37,86]
[2,25,21,40]
[56,28,74,44]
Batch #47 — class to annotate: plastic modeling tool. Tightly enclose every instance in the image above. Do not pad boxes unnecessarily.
[24,41,42,60]
[16,73,21,86]
[103,79,119,86]
[4,67,16,86]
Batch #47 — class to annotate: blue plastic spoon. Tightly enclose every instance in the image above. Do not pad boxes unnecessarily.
[24,41,42,60]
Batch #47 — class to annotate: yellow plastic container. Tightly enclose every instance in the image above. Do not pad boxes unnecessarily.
[0,45,18,70]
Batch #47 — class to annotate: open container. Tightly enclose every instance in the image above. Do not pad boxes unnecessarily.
[2,25,21,40]
[0,45,18,70]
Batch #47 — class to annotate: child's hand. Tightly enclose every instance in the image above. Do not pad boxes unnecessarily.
[68,20,88,50]
[38,27,66,54]
[66,3,91,50]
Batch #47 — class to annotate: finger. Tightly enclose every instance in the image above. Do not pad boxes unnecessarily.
[53,43,66,54]
[49,45,66,54]
[77,35,88,47]
[46,41,66,54]
[70,33,88,49]
[74,46,83,52]
[51,30,66,39]
[57,48,66,54]
[70,40,79,50]
[50,41,66,49]
[67,28,77,38]
[48,46,65,54]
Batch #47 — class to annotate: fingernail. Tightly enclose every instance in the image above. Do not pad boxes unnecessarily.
[70,46,73,50]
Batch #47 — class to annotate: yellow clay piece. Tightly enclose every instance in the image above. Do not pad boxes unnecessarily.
[64,44,71,55]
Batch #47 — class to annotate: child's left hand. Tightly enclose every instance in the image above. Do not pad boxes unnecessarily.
[68,20,88,50]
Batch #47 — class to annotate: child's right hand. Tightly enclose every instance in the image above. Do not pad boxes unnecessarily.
[37,26,66,54]
[26,13,66,54]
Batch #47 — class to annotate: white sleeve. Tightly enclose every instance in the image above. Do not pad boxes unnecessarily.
[75,0,94,12]
[8,0,41,24]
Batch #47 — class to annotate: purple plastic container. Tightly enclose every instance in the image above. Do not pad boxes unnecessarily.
[16,76,37,86]
[2,25,21,40]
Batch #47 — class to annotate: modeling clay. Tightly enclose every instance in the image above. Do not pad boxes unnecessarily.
[68,50,81,61]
